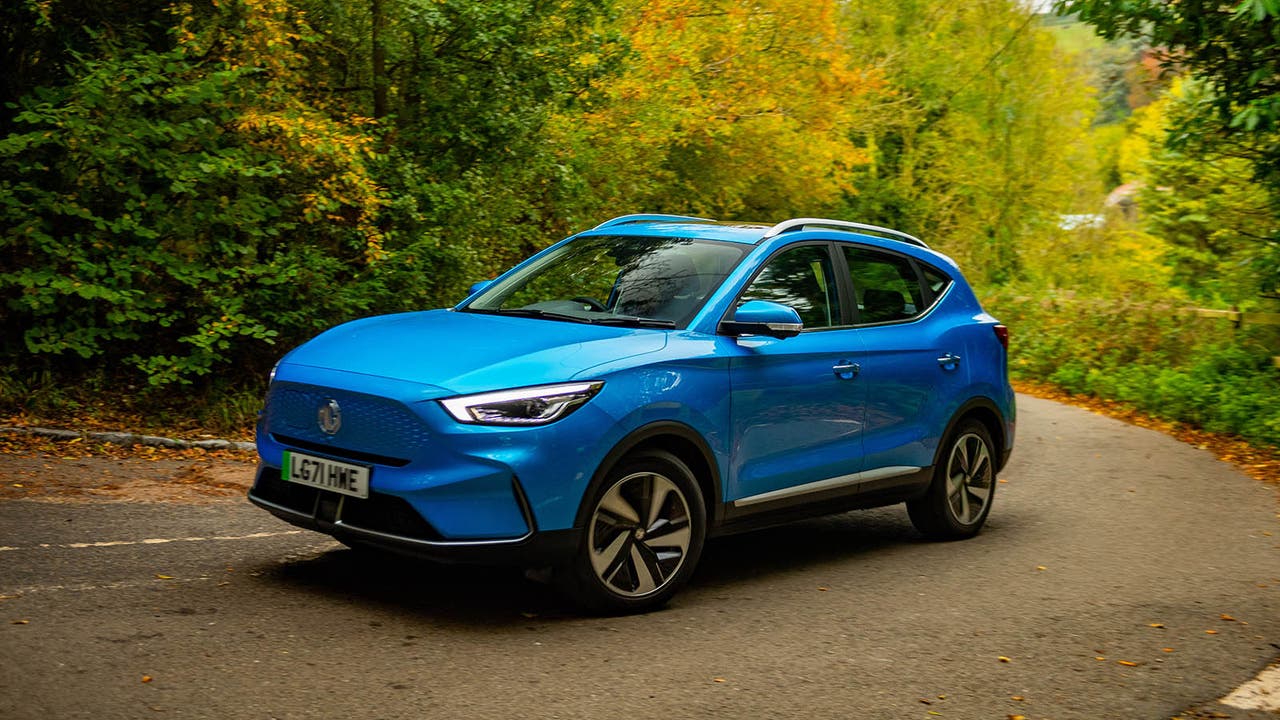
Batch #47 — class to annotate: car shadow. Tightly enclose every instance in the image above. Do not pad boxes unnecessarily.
[250,505,963,625]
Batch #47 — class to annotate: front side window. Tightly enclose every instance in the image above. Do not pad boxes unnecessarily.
[738,245,839,329]
[464,235,749,328]
[842,246,925,324]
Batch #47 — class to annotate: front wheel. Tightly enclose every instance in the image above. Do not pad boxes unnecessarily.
[907,419,997,540]
[559,450,706,614]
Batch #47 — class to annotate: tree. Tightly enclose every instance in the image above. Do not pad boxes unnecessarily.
[0,0,387,385]
[1059,0,1280,295]
[546,0,887,224]
[839,0,1098,285]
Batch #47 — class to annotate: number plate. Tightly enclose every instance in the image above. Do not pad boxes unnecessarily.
[281,450,370,499]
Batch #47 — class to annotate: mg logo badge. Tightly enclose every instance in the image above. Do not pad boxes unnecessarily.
[317,399,342,436]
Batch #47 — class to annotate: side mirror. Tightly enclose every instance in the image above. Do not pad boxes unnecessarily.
[718,300,803,339]
[467,280,493,297]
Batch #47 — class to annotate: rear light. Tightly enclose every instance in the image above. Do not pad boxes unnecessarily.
[993,324,1009,350]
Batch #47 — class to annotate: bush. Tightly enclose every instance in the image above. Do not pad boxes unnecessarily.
[986,287,1280,448]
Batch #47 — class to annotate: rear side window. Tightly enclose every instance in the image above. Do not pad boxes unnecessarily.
[841,247,925,324]
[921,265,952,299]
[739,245,839,329]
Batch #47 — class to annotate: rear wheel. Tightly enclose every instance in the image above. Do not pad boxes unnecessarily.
[560,450,706,614]
[907,419,997,540]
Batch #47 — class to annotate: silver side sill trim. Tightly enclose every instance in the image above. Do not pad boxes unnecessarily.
[732,465,922,508]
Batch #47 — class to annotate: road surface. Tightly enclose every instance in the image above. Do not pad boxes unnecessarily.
[1,395,1277,719]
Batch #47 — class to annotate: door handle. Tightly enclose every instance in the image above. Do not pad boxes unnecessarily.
[832,362,860,379]
[937,353,961,369]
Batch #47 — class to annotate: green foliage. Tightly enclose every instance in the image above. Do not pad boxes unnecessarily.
[0,1,388,387]
[3,0,1278,451]
[988,288,1280,448]
[839,0,1099,285]
[1059,0,1279,136]
[1060,0,1280,298]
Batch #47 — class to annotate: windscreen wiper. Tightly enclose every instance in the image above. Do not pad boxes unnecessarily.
[585,315,676,329]
[486,308,595,323]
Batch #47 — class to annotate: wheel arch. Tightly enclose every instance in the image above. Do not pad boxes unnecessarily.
[936,397,1009,472]
[574,422,723,529]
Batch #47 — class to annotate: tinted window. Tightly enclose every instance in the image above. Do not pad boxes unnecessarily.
[842,247,925,324]
[739,245,839,329]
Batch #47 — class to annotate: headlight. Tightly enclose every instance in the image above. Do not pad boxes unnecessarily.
[440,382,604,426]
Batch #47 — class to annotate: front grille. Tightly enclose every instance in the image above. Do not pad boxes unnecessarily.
[264,382,429,463]
[272,434,410,467]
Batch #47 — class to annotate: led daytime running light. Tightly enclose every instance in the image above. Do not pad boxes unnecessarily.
[441,382,604,425]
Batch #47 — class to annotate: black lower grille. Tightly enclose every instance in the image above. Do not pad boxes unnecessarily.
[339,493,442,542]
[253,467,319,514]
[254,465,442,543]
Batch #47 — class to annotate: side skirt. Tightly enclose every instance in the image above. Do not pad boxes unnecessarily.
[713,466,933,538]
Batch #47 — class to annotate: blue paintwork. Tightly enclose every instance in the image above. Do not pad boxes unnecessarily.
[254,220,1015,548]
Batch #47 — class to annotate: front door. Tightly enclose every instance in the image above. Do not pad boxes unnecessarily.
[724,243,867,506]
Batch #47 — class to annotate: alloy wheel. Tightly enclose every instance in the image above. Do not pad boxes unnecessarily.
[945,432,993,525]
[587,471,693,597]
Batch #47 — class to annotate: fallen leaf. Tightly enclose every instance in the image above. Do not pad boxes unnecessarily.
[998,478,1008,484]
[1220,614,1236,621]
[1117,660,1140,667]
[919,699,932,705]
[154,574,173,580]
[998,656,1011,663]
[927,712,941,717]
[1147,623,1165,628]
[937,695,946,700]
[1011,696,1025,701]
[1035,565,1047,571]
[11,619,29,625]
[1162,648,1175,653]
[817,587,828,592]
[1009,715,1026,720]
[1205,629,1218,635]
[1095,656,1107,661]
[141,675,153,683]
[713,677,725,683]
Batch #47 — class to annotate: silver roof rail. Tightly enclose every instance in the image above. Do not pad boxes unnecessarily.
[761,218,928,248]
[593,213,718,230]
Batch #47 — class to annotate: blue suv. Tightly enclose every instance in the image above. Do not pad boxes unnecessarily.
[250,215,1015,613]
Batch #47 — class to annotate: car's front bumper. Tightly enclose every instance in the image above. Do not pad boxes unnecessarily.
[248,463,581,565]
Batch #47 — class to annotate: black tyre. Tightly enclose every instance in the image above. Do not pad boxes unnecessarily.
[559,450,706,615]
[907,419,997,540]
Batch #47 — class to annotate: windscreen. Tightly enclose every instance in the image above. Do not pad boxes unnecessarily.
[463,235,749,328]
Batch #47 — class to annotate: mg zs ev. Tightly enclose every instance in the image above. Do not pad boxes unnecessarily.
[250,215,1015,613]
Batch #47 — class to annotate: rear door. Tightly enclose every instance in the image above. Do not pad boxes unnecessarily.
[838,244,960,481]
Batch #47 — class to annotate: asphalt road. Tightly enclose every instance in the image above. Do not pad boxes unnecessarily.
[1,395,1278,719]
